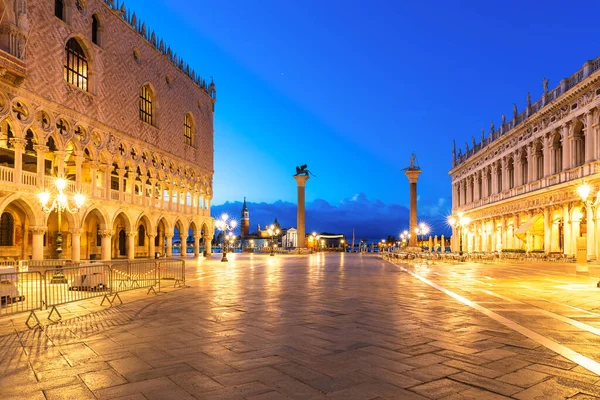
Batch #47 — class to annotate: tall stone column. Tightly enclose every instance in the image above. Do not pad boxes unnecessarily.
[148,233,156,258]
[405,169,422,247]
[34,145,48,187]
[294,175,309,248]
[193,235,200,257]
[543,208,551,254]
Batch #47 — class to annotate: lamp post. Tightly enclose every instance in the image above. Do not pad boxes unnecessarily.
[38,177,86,283]
[311,231,317,251]
[340,238,345,252]
[215,213,237,262]
[448,212,470,256]
[267,224,280,256]
[250,239,255,253]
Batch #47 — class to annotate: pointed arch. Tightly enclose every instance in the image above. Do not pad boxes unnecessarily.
[140,82,158,126]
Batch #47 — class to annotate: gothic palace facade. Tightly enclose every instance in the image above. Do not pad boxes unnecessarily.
[0,0,215,261]
[450,58,600,260]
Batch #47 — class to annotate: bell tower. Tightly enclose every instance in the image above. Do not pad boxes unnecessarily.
[241,197,249,237]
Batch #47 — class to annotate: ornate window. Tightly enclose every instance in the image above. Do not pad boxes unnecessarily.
[139,85,154,125]
[138,225,145,246]
[184,114,193,145]
[507,159,514,189]
[64,39,88,91]
[0,212,14,246]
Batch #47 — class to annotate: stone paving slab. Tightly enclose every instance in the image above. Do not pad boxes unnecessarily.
[3,253,600,399]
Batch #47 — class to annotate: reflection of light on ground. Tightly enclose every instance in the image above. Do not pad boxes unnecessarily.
[554,284,596,291]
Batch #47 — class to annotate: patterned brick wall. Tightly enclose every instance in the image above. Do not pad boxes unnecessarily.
[23,0,214,173]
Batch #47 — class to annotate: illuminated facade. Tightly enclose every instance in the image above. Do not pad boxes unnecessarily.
[449,58,600,260]
[0,0,215,260]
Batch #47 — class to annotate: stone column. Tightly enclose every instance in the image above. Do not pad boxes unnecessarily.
[294,175,310,248]
[543,208,551,254]
[193,235,200,257]
[562,125,571,171]
[205,227,213,255]
[586,110,595,163]
[89,161,99,198]
[71,229,81,262]
[148,233,156,258]
[30,226,46,260]
[117,168,126,202]
[100,164,111,200]
[165,235,173,257]
[34,145,48,187]
[127,231,136,260]
[54,150,67,177]
[563,205,572,256]
[586,204,595,261]
[12,138,25,184]
[100,230,112,261]
[405,169,422,247]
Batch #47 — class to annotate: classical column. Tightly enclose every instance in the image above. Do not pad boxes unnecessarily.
[543,135,551,177]
[543,208,551,254]
[89,161,99,198]
[563,124,572,171]
[584,113,593,162]
[117,168,127,202]
[563,205,572,256]
[30,226,46,260]
[54,150,67,177]
[205,227,213,255]
[491,164,498,194]
[586,204,595,261]
[473,174,480,201]
[100,230,112,261]
[527,144,535,183]
[101,164,111,200]
[165,234,173,257]
[71,229,81,262]
[405,169,422,247]
[193,235,200,257]
[127,231,136,260]
[34,145,48,187]
[12,138,25,184]
[148,233,156,258]
[294,174,310,248]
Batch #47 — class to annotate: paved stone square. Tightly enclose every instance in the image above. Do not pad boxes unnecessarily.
[3,253,600,399]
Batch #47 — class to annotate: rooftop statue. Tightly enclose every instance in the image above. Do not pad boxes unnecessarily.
[543,77,549,94]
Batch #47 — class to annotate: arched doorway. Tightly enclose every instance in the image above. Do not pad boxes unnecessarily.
[81,207,108,260]
[112,211,131,259]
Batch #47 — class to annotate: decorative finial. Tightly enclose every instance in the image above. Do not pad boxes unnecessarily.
[501,114,506,125]
[542,77,549,94]
[527,92,532,107]
[452,140,456,161]
[513,104,518,118]
[481,128,485,142]
[490,121,495,133]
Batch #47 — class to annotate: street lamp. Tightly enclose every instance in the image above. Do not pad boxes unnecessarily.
[267,224,280,256]
[250,239,255,252]
[340,238,345,252]
[311,232,317,251]
[214,213,237,262]
[448,212,470,256]
[38,177,85,283]
[38,177,86,259]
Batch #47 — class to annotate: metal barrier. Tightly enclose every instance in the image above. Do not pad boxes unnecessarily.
[0,268,44,328]
[44,264,111,321]
[158,259,185,287]
[0,258,187,328]
[110,260,159,294]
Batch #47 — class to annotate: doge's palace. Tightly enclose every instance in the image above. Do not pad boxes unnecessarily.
[0,0,215,261]
[450,58,600,260]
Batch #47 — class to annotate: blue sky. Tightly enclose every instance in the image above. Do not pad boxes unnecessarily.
[125,0,600,239]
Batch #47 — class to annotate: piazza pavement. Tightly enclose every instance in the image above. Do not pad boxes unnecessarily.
[2,253,600,399]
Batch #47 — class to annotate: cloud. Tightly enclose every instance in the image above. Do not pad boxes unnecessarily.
[212,193,451,242]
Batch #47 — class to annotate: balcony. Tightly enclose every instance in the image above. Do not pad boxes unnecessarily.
[0,164,208,216]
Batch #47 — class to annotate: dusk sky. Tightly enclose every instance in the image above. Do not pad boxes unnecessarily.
[126,0,600,239]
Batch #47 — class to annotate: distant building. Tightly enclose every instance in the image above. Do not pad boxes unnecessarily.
[282,228,297,248]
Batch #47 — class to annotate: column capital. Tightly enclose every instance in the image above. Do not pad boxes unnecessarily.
[293,174,310,187]
[29,226,47,235]
[127,231,137,237]
[11,138,26,149]
[146,233,156,238]
[33,144,48,153]
[99,230,112,238]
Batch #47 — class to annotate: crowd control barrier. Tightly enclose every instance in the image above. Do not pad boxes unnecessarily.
[0,259,186,329]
